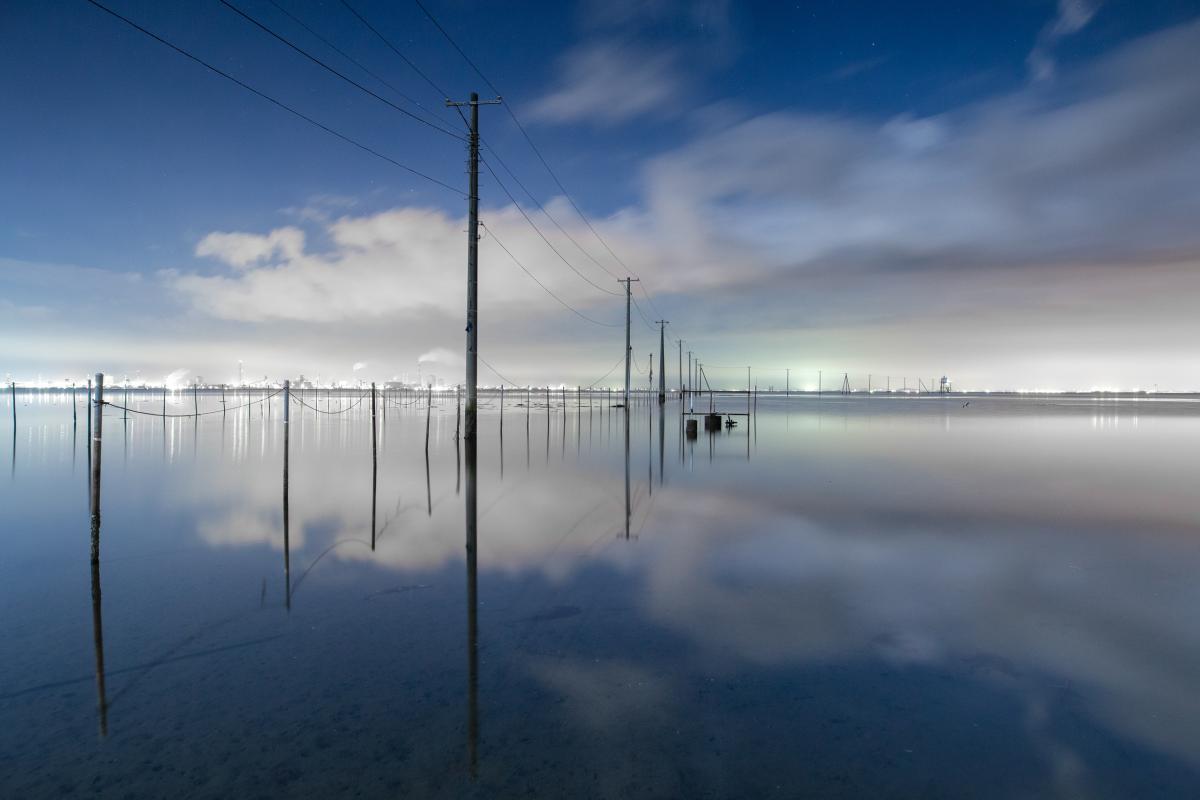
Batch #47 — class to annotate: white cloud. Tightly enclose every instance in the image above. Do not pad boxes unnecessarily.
[195,226,306,269]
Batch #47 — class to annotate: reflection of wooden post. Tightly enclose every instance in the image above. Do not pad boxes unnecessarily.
[90,373,108,736]
[283,380,291,611]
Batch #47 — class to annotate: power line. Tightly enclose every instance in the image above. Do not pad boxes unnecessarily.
[482,141,621,280]
[218,0,465,140]
[630,294,658,334]
[481,159,622,297]
[83,0,464,196]
[585,354,627,389]
[482,223,621,328]
[477,355,522,388]
[263,0,462,132]
[338,0,453,102]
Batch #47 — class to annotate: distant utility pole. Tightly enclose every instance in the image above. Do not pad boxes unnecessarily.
[618,277,639,405]
[447,91,502,441]
[656,320,668,403]
[677,340,683,396]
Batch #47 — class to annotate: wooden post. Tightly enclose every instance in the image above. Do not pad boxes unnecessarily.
[193,382,198,416]
[500,385,505,430]
[425,385,432,452]
[72,381,77,426]
[10,381,16,430]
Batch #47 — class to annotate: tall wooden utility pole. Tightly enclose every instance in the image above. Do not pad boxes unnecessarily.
[447,92,501,441]
[656,320,668,404]
[618,277,639,405]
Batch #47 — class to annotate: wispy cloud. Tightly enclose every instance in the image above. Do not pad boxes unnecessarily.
[529,0,735,126]
[527,40,684,126]
[1028,0,1100,80]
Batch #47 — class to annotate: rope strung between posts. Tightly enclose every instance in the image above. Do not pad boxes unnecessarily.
[102,389,284,418]
[288,391,370,415]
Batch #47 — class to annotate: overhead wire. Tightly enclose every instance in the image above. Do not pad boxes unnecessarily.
[337,0,453,102]
[82,0,465,197]
[217,0,466,140]
[477,356,522,388]
[263,0,464,132]
[585,354,627,389]
[482,160,622,297]
[482,223,621,328]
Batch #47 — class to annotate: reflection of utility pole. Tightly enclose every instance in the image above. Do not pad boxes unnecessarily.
[657,320,668,404]
[446,92,502,443]
[464,423,479,779]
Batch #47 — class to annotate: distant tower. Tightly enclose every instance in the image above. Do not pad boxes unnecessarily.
[940,375,951,393]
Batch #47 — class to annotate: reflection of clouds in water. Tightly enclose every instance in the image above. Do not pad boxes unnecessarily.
[166,406,1200,768]
[530,659,673,731]
[171,425,628,575]
[634,491,1200,766]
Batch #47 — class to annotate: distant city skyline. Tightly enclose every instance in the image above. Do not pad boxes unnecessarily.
[4,1,1200,390]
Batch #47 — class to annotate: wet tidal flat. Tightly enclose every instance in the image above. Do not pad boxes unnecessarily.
[2,391,1200,798]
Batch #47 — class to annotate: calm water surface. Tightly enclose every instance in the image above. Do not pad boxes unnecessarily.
[2,390,1199,798]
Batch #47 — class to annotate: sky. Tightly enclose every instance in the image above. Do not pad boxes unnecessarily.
[3,0,1200,391]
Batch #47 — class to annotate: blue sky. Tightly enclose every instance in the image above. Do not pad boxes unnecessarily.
[4,0,1200,389]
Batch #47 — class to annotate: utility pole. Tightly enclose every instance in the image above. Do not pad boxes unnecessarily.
[656,320,668,404]
[617,277,639,405]
[677,340,683,396]
[447,91,501,441]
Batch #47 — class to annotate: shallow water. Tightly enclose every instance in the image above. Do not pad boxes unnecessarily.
[2,390,1200,798]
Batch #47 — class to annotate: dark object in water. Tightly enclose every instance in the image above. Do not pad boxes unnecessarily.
[704,413,722,432]
[963,401,971,407]
[686,419,698,438]
[725,417,738,429]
